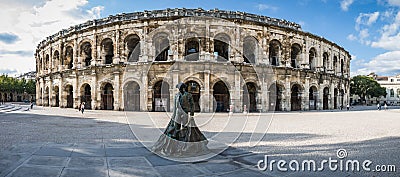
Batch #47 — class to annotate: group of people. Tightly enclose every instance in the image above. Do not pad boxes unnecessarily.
[377,103,388,111]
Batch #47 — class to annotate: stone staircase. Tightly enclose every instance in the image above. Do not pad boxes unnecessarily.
[0,103,30,113]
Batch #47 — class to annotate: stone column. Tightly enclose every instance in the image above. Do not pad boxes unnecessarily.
[304,77,310,110]
[91,70,97,109]
[73,37,78,69]
[232,70,242,112]
[49,79,53,107]
[285,75,291,111]
[113,71,120,110]
[202,70,210,112]
[114,27,121,64]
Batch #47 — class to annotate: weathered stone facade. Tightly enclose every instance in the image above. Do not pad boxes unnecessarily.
[35,8,351,112]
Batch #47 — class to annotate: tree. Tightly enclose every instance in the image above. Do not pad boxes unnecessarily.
[350,75,386,104]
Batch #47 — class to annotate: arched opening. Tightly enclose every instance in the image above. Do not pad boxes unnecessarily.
[185,37,199,61]
[101,83,114,110]
[309,86,318,110]
[269,40,281,66]
[45,54,49,70]
[53,50,60,70]
[269,83,284,111]
[9,92,14,102]
[54,86,59,107]
[291,84,302,111]
[291,44,301,68]
[65,46,74,69]
[44,87,49,106]
[124,81,141,111]
[213,81,230,112]
[185,81,201,112]
[153,33,169,61]
[323,52,329,72]
[341,59,344,75]
[214,33,230,61]
[80,84,92,109]
[243,36,258,64]
[125,34,140,62]
[333,56,338,74]
[81,42,92,67]
[323,87,330,110]
[340,89,345,107]
[309,48,316,70]
[152,81,170,112]
[334,88,338,109]
[65,85,73,108]
[101,38,114,64]
[243,82,257,112]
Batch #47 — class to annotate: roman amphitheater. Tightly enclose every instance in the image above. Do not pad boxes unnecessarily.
[35,8,351,112]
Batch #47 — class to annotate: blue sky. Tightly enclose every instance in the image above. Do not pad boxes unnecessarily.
[1,0,400,76]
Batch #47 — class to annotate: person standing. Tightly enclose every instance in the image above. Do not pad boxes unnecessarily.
[384,103,387,110]
[346,104,350,111]
[377,103,381,111]
[80,102,85,114]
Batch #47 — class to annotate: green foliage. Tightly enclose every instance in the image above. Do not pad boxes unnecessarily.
[350,75,386,102]
[0,75,36,94]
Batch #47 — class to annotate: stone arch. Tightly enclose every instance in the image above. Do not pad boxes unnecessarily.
[214,33,230,61]
[184,37,200,61]
[124,81,141,111]
[243,82,258,112]
[290,43,302,68]
[243,36,258,64]
[124,34,140,62]
[65,84,73,108]
[80,41,92,67]
[309,85,318,110]
[101,38,114,64]
[323,87,330,110]
[152,80,170,112]
[64,46,74,69]
[45,54,50,70]
[309,47,317,70]
[80,83,92,109]
[334,88,338,109]
[291,84,302,111]
[53,50,60,70]
[323,52,329,72]
[333,56,338,73]
[101,82,114,110]
[213,80,230,112]
[269,39,281,66]
[153,32,170,61]
[269,82,285,111]
[44,86,49,106]
[54,85,60,107]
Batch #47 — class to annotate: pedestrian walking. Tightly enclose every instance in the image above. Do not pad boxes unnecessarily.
[346,104,350,111]
[377,103,381,111]
[80,102,85,114]
[384,103,387,110]
[30,101,34,110]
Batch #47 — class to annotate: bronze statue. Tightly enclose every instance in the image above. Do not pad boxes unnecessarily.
[152,82,208,157]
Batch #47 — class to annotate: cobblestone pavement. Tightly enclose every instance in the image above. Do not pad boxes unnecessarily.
[0,104,399,177]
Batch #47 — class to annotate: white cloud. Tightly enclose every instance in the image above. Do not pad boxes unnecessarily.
[340,0,354,11]
[256,4,278,12]
[387,0,400,6]
[0,0,104,76]
[356,12,380,30]
[347,34,357,41]
[352,51,400,75]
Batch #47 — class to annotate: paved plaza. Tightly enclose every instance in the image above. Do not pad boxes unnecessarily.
[0,103,399,177]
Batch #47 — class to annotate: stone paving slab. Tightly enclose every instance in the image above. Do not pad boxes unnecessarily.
[108,167,161,177]
[60,167,108,177]
[67,157,106,168]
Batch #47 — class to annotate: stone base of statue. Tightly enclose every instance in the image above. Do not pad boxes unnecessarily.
[152,118,209,157]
